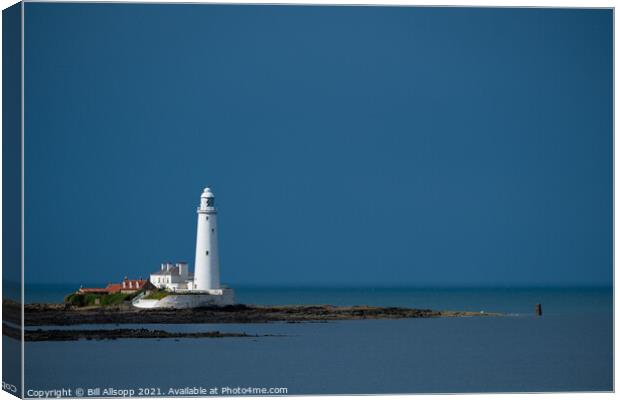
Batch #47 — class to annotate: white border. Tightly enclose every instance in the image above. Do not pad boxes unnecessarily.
[0,2,615,400]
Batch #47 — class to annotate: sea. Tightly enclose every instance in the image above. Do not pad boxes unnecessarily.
[7,285,614,395]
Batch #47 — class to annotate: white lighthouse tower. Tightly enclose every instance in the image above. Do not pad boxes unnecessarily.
[193,187,221,291]
[134,186,235,308]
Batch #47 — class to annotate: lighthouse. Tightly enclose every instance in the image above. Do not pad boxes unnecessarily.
[136,186,236,308]
[193,187,221,291]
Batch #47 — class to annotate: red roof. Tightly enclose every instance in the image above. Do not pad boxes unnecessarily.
[78,288,109,294]
[105,283,122,293]
[78,278,150,295]
[121,279,148,290]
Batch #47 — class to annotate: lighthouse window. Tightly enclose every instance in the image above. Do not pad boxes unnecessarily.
[207,198,215,207]
[206,250,209,255]
[211,228,215,232]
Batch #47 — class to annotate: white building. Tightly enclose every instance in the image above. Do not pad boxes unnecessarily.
[149,262,191,290]
[139,187,235,308]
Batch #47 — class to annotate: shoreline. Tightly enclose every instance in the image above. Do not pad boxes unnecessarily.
[3,300,501,326]
[2,323,266,342]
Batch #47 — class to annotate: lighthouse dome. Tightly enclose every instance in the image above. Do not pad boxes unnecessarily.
[201,187,215,198]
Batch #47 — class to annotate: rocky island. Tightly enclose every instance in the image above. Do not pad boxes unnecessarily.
[4,300,499,327]
[1,300,501,341]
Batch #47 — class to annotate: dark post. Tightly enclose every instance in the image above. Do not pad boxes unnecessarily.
[535,303,542,316]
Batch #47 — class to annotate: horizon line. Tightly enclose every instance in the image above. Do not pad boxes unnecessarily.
[16,281,614,289]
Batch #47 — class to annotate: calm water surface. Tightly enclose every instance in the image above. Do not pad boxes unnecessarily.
[19,287,613,394]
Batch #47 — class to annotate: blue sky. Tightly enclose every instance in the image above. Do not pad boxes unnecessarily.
[24,4,612,286]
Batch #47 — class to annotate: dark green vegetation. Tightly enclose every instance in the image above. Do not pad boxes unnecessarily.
[143,290,169,300]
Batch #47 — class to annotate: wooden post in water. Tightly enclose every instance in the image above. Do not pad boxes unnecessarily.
[535,303,542,316]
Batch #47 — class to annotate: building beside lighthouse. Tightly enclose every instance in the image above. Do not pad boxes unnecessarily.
[134,187,235,308]
[149,262,190,290]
